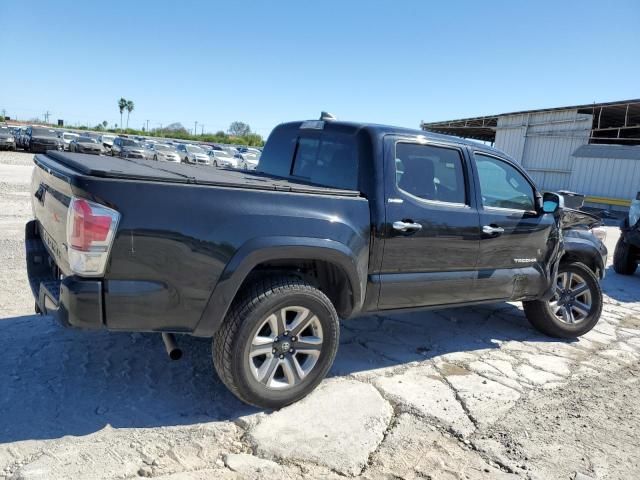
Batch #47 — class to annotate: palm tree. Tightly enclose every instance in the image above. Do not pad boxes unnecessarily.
[126,100,135,129]
[118,98,127,132]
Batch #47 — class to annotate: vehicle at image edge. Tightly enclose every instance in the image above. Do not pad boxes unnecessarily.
[614,192,640,275]
[25,116,606,409]
[0,126,16,150]
[209,148,240,168]
[150,143,181,162]
[59,132,80,151]
[69,136,104,155]
[111,136,146,159]
[176,143,210,165]
[98,134,116,152]
[24,126,63,153]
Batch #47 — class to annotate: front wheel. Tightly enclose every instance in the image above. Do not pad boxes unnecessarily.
[523,262,602,338]
[213,276,339,409]
[613,238,638,275]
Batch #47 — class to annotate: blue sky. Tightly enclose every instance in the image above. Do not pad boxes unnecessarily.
[3,0,639,138]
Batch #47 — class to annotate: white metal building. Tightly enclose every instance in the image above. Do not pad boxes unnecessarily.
[421,99,640,210]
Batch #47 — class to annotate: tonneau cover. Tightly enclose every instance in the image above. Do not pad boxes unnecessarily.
[39,151,360,197]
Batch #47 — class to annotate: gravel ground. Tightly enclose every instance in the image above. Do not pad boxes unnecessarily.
[1,150,639,480]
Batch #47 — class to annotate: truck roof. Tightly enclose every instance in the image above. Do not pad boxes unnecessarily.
[280,120,507,156]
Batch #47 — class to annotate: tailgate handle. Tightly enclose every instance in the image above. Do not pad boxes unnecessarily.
[34,184,46,204]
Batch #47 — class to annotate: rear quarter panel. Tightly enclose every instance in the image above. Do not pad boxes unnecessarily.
[83,178,371,333]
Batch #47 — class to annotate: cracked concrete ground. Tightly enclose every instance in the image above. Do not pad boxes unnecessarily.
[1,151,639,479]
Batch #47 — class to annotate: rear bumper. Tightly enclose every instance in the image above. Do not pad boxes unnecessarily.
[26,220,103,328]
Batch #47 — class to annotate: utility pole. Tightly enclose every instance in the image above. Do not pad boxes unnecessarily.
[44,111,51,124]
[194,121,198,136]
[201,125,204,135]
[146,120,149,132]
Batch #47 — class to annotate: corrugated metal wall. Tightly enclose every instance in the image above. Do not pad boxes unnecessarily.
[570,155,640,201]
[495,109,592,191]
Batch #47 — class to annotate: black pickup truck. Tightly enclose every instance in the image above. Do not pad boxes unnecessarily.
[26,117,606,408]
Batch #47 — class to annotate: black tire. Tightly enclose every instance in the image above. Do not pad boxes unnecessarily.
[213,276,339,409]
[613,238,638,275]
[153,155,158,161]
[523,262,602,338]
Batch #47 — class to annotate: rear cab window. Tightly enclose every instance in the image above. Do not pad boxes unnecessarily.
[258,123,359,190]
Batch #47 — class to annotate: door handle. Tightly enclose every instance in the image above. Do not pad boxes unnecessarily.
[482,225,504,235]
[393,221,422,232]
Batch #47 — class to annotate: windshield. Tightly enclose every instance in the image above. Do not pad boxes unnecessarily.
[121,138,138,147]
[214,150,232,158]
[102,135,115,141]
[186,145,204,154]
[32,128,57,136]
[155,144,174,152]
[78,137,97,143]
[63,133,79,140]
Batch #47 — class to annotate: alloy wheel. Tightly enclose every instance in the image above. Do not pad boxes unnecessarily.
[548,271,593,324]
[248,306,323,390]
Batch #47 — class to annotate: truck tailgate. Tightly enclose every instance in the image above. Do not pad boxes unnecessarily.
[31,155,75,274]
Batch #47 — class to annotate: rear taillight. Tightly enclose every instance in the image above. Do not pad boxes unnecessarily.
[66,197,120,276]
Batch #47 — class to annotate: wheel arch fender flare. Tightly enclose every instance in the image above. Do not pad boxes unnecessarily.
[562,237,605,278]
[193,236,365,337]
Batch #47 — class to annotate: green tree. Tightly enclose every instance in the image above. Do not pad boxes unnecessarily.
[126,100,135,129]
[102,120,108,128]
[228,121,251,137]
[118,98,127,132]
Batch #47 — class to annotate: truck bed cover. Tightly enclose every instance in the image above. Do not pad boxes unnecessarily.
[37,151,361,197]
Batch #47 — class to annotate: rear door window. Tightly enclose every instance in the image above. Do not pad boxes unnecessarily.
[395,143,467,204]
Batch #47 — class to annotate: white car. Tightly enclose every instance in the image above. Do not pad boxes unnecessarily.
[235,149,261,170]
[176,144,210,165]
[150,143,181,162]
[209,149,240,168]
[60,132,79,151]
[98,134,116,151]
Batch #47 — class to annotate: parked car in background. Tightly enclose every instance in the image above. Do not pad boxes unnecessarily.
[24,126,63,153]
[150,143,181,162]
[614,192,640,275]
[111,137,146,159]
[0,126,16,150]
[235,148,261,170]
[176,143,210,165]
[15,127,28,149]
[59,132,80,151]
[209,149,240,168]
[98,134,116,152]
[69,136,103,155]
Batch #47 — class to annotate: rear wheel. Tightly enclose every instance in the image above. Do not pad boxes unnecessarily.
[523,262,602,338]
[153,155,158,161]
[213,276,339,409]
[613,238,638,275]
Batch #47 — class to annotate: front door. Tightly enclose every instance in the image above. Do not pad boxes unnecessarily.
[377,137,481,309]
[472,152,558,300]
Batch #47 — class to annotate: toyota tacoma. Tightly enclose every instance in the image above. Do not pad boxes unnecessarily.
[25,116,605,408]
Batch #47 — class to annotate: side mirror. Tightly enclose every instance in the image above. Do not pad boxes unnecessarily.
[542,192,563,214]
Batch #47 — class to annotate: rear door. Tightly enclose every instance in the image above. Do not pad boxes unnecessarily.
[472,151,557,300]
[377,136,481,309]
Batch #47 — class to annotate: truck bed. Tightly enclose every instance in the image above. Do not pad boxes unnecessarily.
[40,151,360,197]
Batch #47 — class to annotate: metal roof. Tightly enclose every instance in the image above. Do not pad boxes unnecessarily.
[421,99,640,145]
[572,144,640,160]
